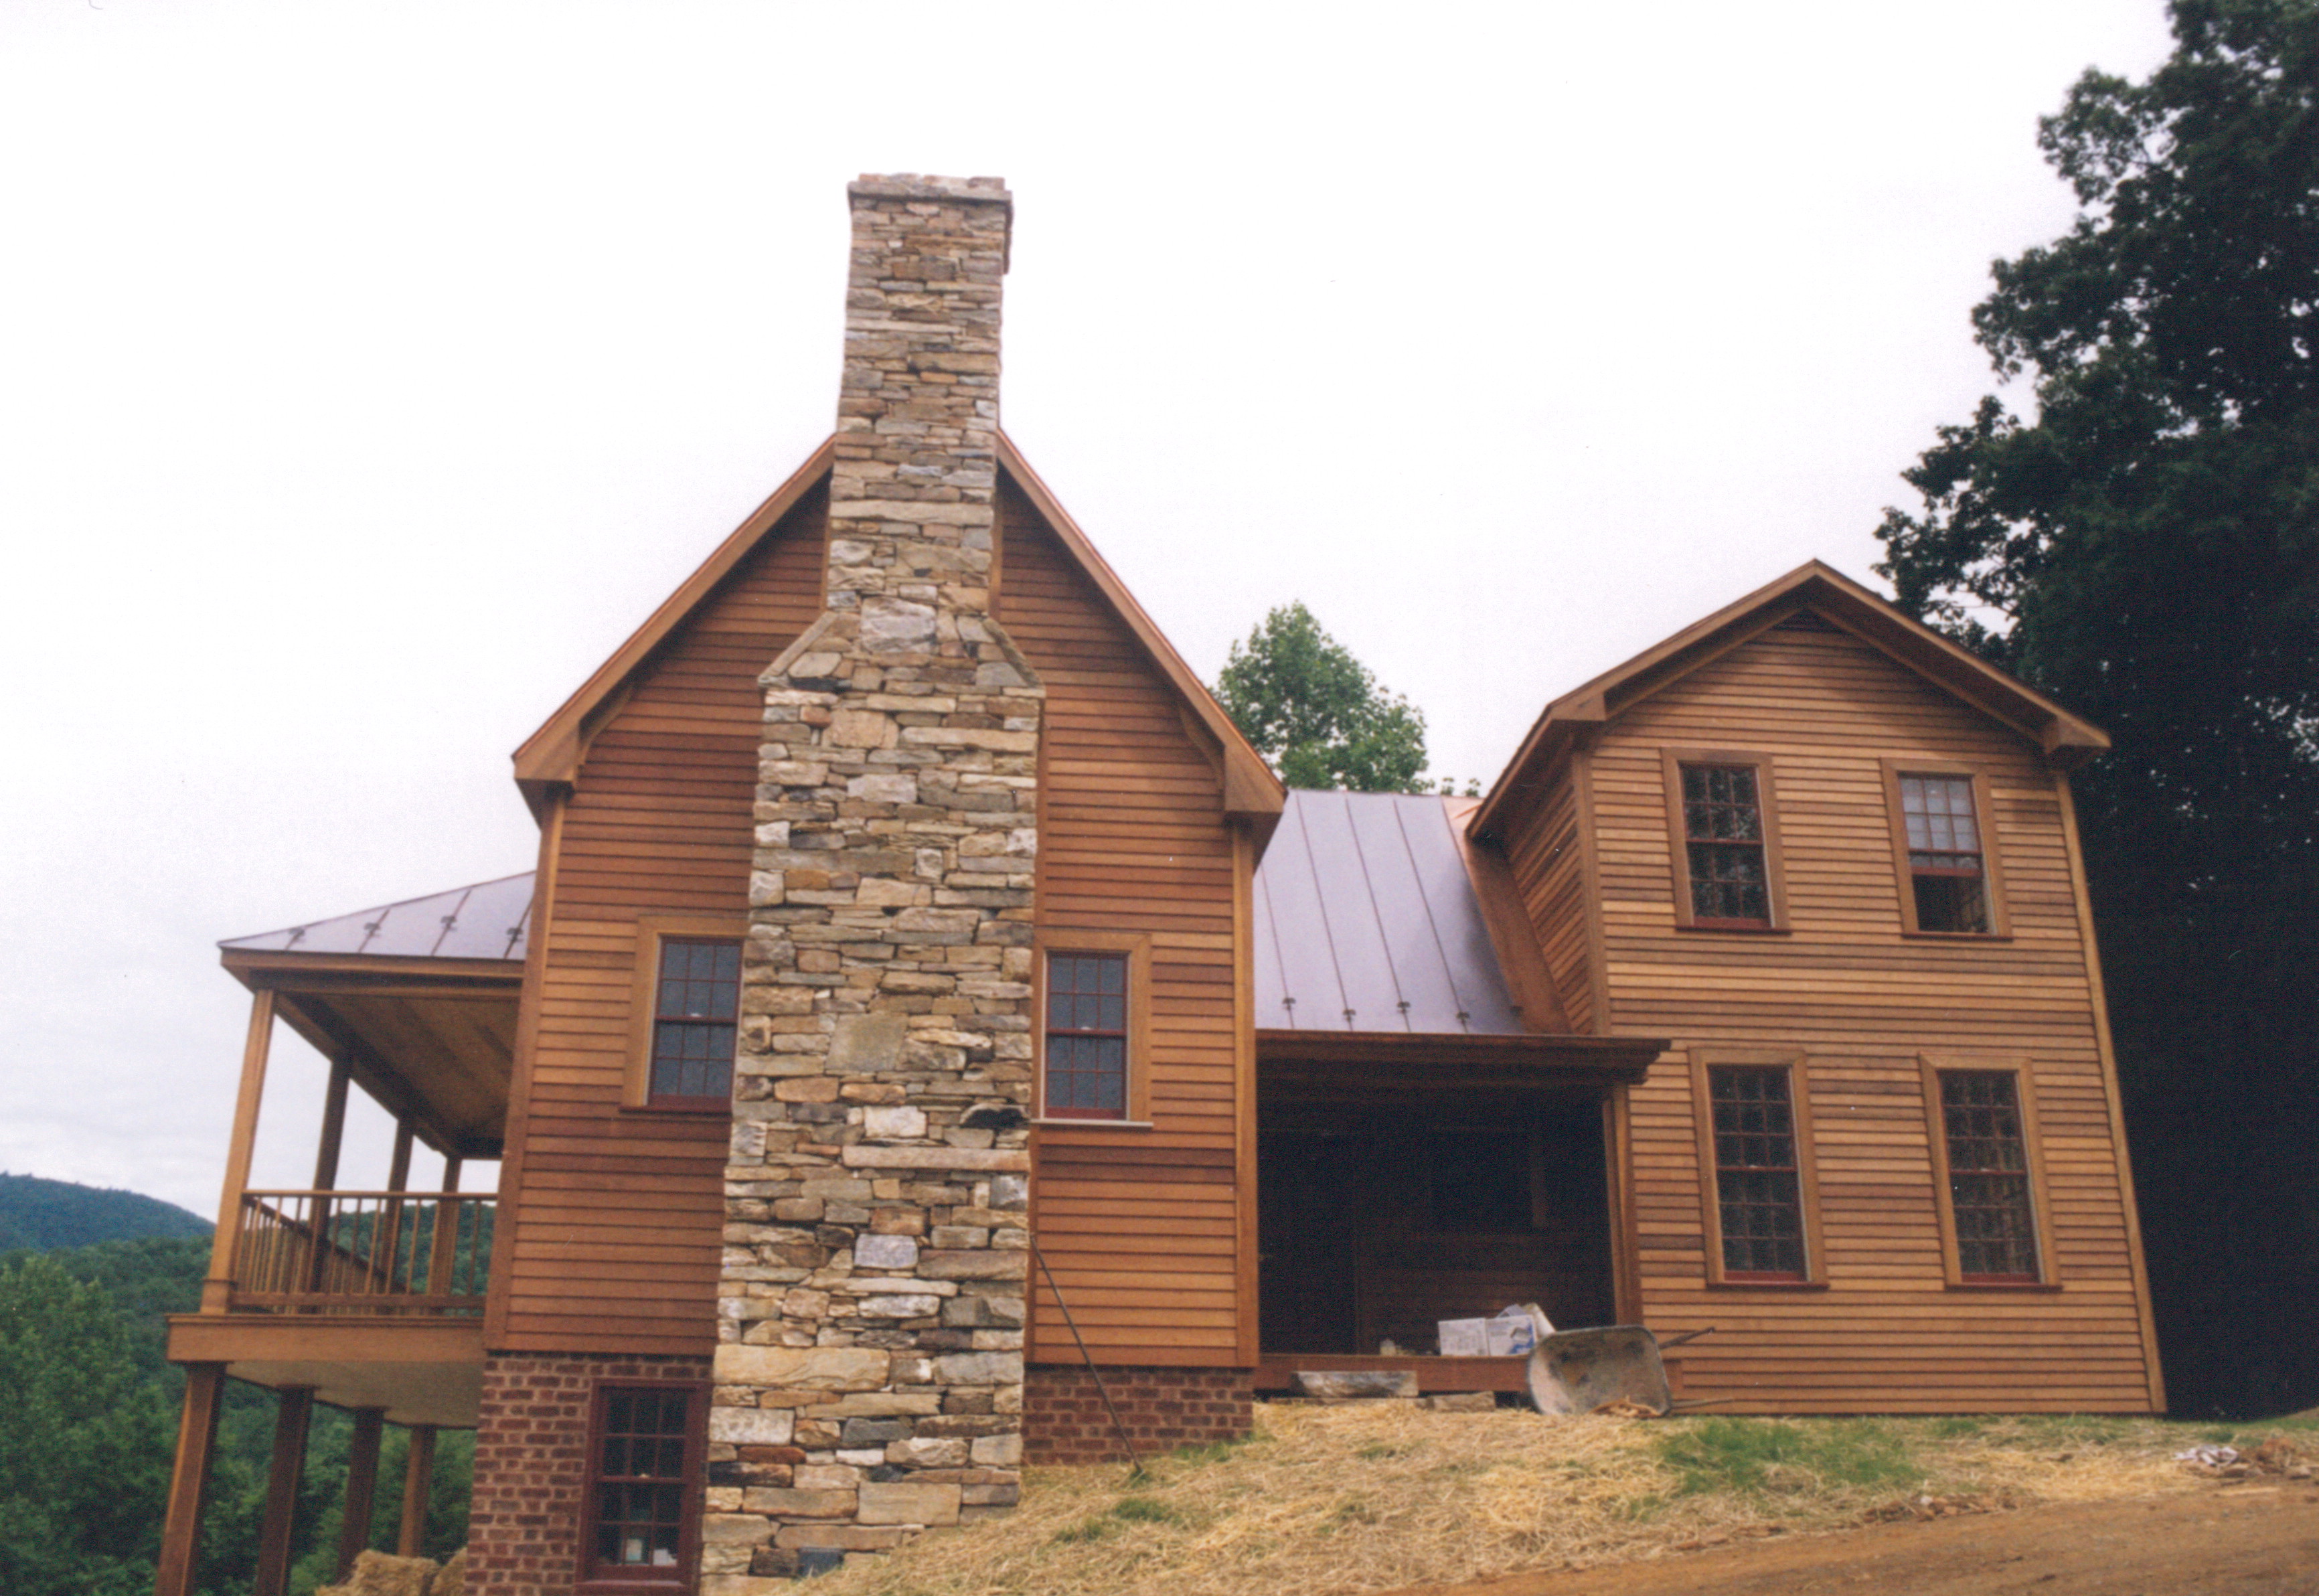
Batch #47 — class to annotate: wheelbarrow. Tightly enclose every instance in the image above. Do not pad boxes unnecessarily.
[1524,1325,1716,1416]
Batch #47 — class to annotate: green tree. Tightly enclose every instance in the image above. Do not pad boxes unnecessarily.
[1875,0,2319,1414]
[1214,603,1429,791]
[0,1255,174,1595]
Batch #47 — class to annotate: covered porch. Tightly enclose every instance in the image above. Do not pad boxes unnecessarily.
[1249,793,1663,1394]
[158,873,529,1596]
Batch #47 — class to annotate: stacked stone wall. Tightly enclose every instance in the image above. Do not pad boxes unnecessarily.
[708,173,1036,1588]
[465,1352,710,1596]
[1022,1366,1254,1465]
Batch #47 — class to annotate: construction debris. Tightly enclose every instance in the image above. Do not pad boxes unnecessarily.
[2175,1437,2312,1480]
[1295,1370,1419,1401]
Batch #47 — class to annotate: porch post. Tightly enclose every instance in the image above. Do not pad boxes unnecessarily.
[204,989,276,1313]
[153,1362,226,1596]
[334,1407,386,1580]
[424,1155,463,1296]
[252,1385,315,1596]
[397,1424,438,1557]
[311,1054,351,1190]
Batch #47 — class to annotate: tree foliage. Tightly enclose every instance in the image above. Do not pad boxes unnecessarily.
[1213,603,1429,791]
[1876,0,2319,1413]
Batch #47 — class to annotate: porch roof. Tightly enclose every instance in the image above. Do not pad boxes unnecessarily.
[1254,791,1546,1035]
[220,872,534,961]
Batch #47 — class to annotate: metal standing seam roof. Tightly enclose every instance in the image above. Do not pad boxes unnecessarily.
[1253,791,1524,1034]
[220,872,535,961]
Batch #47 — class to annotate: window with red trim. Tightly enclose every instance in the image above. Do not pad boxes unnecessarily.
[649,939,738,1107]
[1899,773,1990,933]
[1938,1071,2041,1281]
[1044,952,1127,1119]
[580,1384,700,1586]
[1680,765,1771,927]
[1708,1066,1807,1280]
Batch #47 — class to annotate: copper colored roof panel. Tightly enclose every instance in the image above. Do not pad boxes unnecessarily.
[221,872,534,962]
[1253,791,1522,1034]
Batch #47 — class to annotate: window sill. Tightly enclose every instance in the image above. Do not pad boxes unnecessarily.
[1704,1277,1829,1291]
[1031,1117,1155,1131]
[619,1101,731,1118]
[1945,1278,2063,1291]
[1901,929,2014,943]
[1676,923,1791,936]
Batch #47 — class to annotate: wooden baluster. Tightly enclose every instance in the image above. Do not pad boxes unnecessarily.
[398,1424,437,1557]
[204,991,275,1313]
[153,1362,226,1596]
[334,1407,386,1581]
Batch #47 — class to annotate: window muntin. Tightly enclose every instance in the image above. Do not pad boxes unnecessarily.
[649,939,738,1105]
[1938,1070,2041,1282]
[583,1384,698,1583]
[1044,952,1127,1119]
[1899,773,1990,933]
[1708,1066,1808,1280]
[1681,765,1771,926]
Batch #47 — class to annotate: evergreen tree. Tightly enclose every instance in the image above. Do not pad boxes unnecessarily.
[1214,603,1430,792]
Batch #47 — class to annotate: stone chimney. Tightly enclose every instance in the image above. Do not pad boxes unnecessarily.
[708,177,1041,1584]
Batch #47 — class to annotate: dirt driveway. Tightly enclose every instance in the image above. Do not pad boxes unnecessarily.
[1396,1483,2319,1596]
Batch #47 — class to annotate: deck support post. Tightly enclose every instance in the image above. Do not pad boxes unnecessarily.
[204,990,276,1312]
[334,1407,386,1581]
[153,1362,226,1596]
[397,1424,437,1557]
[252,1385,315,1596]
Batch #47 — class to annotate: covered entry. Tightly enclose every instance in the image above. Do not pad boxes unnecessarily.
[1249,792,1662,1380]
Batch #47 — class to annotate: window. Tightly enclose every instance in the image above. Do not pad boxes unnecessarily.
[1928,1067,2047,1284]
[1881,762,2008,936]
[1036,932,1151,1124]
[1044,953,1127,1119]
[1689,1050,1822,1286]
[1661,751,1786,931]
[580,1383,703,1588]
[624,915,746,1111]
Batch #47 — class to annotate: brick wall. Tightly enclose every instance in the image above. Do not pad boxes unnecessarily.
[1022,1365,1253,1465]
[467,1351,712,1596]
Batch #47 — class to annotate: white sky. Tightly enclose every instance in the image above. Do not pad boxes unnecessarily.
[0,1,2175,1216]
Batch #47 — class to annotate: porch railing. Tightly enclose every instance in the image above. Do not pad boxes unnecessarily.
[228,1190,494,1314]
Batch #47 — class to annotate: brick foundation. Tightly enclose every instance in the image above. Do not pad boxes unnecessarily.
[1022,1365,1253,1465]
[466,1351,712,1596]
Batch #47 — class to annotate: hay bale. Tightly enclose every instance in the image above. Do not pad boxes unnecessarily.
[315,1550,440,1596]
[430,1547,467,1596]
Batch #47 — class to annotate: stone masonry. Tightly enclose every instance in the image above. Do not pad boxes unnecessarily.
[708,175,1037,1587]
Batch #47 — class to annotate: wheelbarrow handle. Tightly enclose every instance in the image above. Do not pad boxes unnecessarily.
[1658,1326,1716,1350]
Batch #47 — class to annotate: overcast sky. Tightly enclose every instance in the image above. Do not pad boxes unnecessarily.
[0,1,2176,1217]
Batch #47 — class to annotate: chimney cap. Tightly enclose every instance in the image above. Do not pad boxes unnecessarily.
[848,173,1012,204]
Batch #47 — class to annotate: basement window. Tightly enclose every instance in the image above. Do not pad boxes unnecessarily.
[580,1382,704,1589]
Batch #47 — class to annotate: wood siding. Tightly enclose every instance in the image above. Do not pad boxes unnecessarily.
[995,475,1248,1368]
[495,487,826,1354]
[1502,769,1597,1035]
[1590,619,2160,1411]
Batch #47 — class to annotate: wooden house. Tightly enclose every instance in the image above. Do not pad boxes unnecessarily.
[155,175,2161,1596]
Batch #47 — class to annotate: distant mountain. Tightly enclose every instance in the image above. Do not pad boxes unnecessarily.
[0,1172,210,1252]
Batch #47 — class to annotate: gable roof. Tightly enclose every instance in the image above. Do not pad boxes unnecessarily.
[509,432,1283,837]
[1470,559,2109,841]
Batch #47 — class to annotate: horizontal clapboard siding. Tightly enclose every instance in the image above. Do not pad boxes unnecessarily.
[996,476,1247,1367]
[1589,621,2158,1411]
[498,486,826,1354]
[1504,770,1595,1034]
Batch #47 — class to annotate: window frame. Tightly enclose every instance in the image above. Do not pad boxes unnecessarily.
[1919,1056,2059,1289]
[1660,749,1789,933]
[574,1378,709,1593]
[623,913,748,1113]
[1032,930,1152,1127]
[1879,759,2010,939]
[1689,1048,1826,1289]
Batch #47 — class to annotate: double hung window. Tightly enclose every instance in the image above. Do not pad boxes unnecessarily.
[1662,752,1785,931]
[1690,1050,1822,1285]
[580,1382,704,1589]
[1037,933,1151,1123]
[623,915,745,1112]
[1932,1068,2044,1283]
[1883,763,2006,936]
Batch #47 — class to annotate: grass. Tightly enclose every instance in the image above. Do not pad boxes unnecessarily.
[809,1405,2258,1596]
